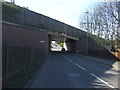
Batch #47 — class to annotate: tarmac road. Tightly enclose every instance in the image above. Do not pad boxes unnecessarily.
[26,52,119,88]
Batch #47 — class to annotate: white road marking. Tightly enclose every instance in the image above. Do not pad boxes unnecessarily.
[63,55,86,70]
[63,54,115,88]
[74,63,86,70]
[91,73,115,88]
[63,55,73,62]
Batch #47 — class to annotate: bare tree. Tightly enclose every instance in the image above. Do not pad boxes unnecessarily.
[79,1,119,50]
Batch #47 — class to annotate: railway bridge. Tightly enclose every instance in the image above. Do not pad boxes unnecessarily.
[1,1,118,88]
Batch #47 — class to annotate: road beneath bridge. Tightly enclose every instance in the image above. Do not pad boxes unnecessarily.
[25,52,119,88]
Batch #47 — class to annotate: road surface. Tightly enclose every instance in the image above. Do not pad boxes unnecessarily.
[26,52,119,88]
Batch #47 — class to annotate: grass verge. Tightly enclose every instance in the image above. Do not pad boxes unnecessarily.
[3,59,46,88]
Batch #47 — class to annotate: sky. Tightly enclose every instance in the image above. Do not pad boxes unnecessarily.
[4,0,100,28]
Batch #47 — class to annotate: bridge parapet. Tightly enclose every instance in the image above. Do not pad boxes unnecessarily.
[2,1,83,39]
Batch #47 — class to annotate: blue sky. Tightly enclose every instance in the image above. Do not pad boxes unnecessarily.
[5,0,98,28]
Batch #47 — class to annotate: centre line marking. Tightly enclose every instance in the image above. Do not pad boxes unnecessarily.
[62,55,115,88]
[63,55,73,62]
[91,73,115,88]
[74,63,86,70]
[63,55,85,70]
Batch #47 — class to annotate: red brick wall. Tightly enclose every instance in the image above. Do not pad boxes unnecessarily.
[75,38,119,60]
[2,23,49,80]
[2,24,49,49]
[75,39,88,53]
[75,37,104,53]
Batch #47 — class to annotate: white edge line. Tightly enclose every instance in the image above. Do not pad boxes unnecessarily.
[74,63,86,71]
[91,73,115,88]
[63,55,115,88]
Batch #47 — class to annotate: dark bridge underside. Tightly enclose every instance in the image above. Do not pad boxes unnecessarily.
[49,35,76,52]
[50,35,67,41]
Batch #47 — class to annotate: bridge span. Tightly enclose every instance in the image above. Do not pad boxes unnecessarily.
[2,1,104,53]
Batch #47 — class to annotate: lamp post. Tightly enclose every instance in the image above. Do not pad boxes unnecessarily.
[11,0,15,4]
[85,11,89,32]
[85,10,89,54]
[117,1,120,50]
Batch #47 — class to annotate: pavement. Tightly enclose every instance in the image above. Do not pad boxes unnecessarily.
[25,52,119,88]
[77,54,120,71]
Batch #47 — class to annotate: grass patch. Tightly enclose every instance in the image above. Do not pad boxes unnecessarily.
[4,59,45,88]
